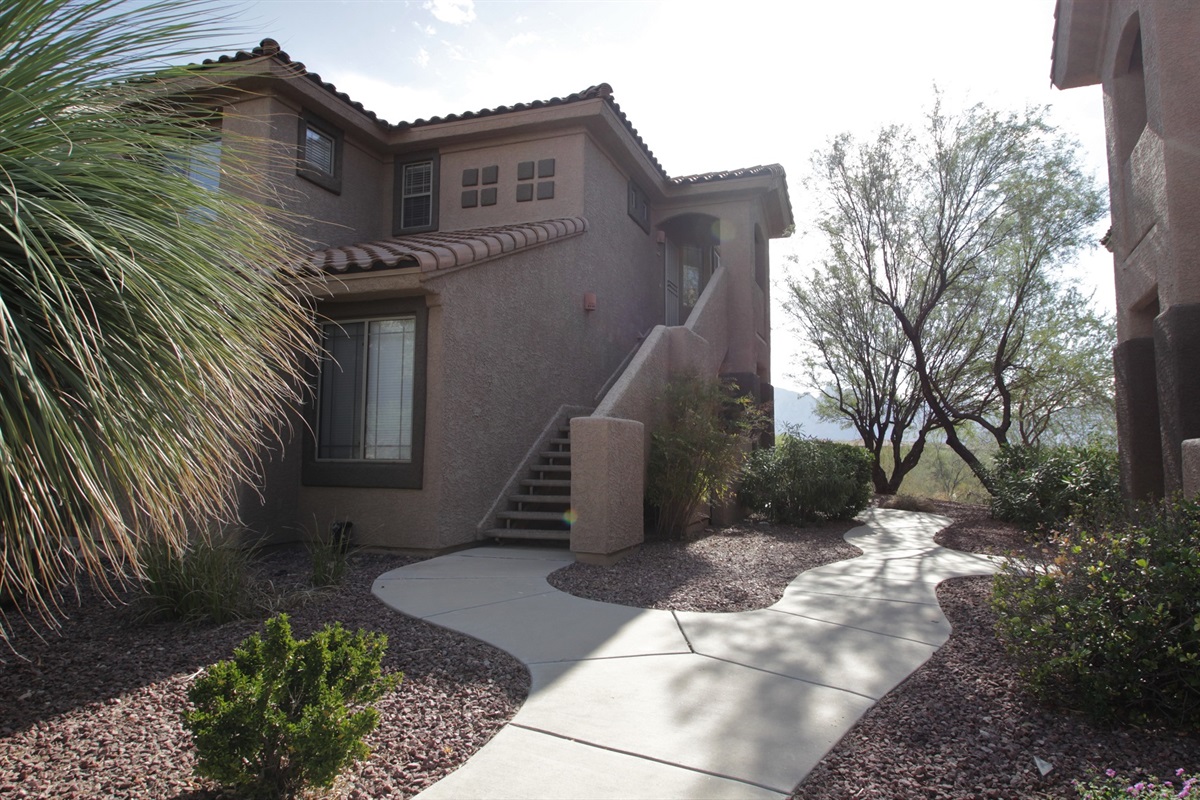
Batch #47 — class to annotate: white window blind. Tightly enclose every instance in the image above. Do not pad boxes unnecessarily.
[305,125,336,175]
[402,161,433,228]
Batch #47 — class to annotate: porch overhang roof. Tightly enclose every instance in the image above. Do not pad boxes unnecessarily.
[294,217,588,275]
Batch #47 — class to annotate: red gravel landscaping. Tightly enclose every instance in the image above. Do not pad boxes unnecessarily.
[1,502,1196,798]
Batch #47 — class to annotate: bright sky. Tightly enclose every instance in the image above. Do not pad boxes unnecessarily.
[203,0,1113,391]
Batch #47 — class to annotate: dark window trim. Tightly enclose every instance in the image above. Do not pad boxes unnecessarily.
[393,151,440,235]
[303,297,428,489]
[628,180,651,233]
[297,112,343,194]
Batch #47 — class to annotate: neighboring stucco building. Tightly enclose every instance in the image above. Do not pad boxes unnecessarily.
[196,41,791,559]
[1051,1,1200,499]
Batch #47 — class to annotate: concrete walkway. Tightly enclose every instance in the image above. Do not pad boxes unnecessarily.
[372,508,1002,799]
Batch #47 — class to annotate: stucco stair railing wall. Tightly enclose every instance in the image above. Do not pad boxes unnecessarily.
[570,266,731,563]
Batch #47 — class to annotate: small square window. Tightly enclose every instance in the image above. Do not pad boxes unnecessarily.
[462,168,479,187]
[516,184,533,202]
[297,114,342,194]
[481,187,497,206]
[517,161,535,181]
[537,181,555,200]
[482,165,499,185]
[538,158,556,178]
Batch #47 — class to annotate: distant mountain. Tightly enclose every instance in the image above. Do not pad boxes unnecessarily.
[772,387,859,441]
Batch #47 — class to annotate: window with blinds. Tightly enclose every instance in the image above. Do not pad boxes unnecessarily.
[297,113,342,193]
[394,152,439,234]
[402,161,433,229]
[304,126,336,175]
[317,317,416,462]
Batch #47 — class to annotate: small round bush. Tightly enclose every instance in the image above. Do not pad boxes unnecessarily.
[992,497,1200,728]
[740,435,872,524]
[989,443,1120,527]
[185,613,401,799]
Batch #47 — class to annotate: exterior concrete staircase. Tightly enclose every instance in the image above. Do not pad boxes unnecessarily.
[487,422,572,543]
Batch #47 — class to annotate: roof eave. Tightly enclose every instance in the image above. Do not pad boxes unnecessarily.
[666,169,793,238]
[1051,0,1110,89]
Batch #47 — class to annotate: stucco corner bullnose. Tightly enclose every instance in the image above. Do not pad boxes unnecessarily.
[1182,439,1200,498]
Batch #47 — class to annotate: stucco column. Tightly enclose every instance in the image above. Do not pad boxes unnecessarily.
[1115,337,1163,501]
[569,416,644,564]
[1154,303,1200,495]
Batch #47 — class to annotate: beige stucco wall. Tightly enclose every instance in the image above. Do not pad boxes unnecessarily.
[437,132,587,231]
[1060,0,1200,498]
[226,80,783,551]
[281,133,663,551]
[1097,1,1200,338]
[222,95,390,250]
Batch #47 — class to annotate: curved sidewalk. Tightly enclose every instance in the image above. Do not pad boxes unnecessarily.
[372,508,1001,799]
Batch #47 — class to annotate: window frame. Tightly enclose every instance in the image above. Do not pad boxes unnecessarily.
[303,297,428,489]
[393,151,440,234]
[297,112,343,194]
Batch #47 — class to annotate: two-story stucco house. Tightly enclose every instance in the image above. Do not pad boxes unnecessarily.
[1051,1,1200,500]
[196,40,791,561]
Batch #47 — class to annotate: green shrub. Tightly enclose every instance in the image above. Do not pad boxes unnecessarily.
[139,530,254,624]
[989,443,1120,527]
[185,614,401,799]
[879,493,937,513]
[308,523,352,588]
[992,497,1200,728]
[739,435,872,524]
[645,373,761,539]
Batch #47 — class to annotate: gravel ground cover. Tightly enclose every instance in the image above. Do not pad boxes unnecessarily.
[0,552,528,799]
[2,503,1196,798]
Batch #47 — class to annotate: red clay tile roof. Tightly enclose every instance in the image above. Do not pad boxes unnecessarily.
[200,41,665,177]
[201,38,390,126]
[296,217,588,275]
[669,164,787,185]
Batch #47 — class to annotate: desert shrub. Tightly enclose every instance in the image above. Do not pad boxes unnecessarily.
[989,443,1120,527]
[139,530,254,624]
[308,522,353,588]
[646,373,761,539]
[739,435,872,524]
[1075,767,1197,799]
[992,497,1200,728]
[879,493,937,512]
[185,613,401,799]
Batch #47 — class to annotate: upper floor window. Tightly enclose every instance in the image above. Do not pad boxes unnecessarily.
[297,113,343,194]
[179,137,221,191]
[394,152,440,234]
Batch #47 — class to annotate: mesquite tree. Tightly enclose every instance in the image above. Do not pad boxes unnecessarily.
[793,97,1110,493]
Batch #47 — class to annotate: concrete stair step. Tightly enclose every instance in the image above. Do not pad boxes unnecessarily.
[485,528,571,542]
[508,494,573,506]
[520,478,571,489]
[530,464,571,474]
[539,450,571,461]
[496,510,570,523]
[548,437,572,447]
